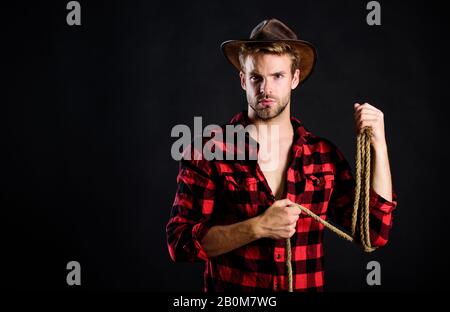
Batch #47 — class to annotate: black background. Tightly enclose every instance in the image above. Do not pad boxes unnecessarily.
[2,0,449,291]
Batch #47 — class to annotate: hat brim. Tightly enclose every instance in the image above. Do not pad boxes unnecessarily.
[220,39,317,83]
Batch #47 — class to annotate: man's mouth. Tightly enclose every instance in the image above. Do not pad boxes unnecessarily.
[258,99,276,108]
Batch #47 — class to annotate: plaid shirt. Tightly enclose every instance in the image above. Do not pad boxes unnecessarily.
[166,110,397,292]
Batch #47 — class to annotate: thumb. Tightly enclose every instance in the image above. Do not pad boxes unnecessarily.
[285,198,296,205]
[354,103,360,109]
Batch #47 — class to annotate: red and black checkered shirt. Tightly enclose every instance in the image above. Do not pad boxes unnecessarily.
[166,110,397,292]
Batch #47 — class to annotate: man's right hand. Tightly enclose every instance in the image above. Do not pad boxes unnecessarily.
[200,199,301,258]
[253,198,301,239]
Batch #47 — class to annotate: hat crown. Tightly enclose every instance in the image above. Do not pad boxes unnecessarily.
[249,18,298,41]
[220,18,316,84]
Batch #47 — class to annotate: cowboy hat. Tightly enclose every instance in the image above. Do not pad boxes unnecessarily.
[220,18,317,83]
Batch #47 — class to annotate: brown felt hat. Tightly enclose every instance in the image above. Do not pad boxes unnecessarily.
[221,18,317,83]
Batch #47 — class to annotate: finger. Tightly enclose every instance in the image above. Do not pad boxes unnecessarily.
[354,102,380,114]
[277,198,293,206]
[285,198,296,205]
[358,119,378,127]
[354,113,380,124]
[285,200,299,208]
[283,215,299,226]
[354,109,380,121]
[282,227,293,237]
[295,204,304,214]
[289,207,302,216]
[354,103,365,112]
[358,103,381,114]
[289,228,296,237]
[287,220,297,227]
[279,228,295,239]
[354,110,379,120]
[357,106,383,116]
[357,120,377,133]
[361,102,379,111]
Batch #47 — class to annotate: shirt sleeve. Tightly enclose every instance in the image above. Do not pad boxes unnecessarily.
[166,152,217,262]
[327,144,398,248]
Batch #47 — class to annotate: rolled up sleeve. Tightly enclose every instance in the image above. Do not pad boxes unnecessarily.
[368,188,398,246]
[166,158,216,262]
[327,143,398,248]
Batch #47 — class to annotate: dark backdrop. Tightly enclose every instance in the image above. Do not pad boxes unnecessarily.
[2,0,449,291]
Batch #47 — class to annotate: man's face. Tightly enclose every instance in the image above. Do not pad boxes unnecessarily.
[240,52,300,120]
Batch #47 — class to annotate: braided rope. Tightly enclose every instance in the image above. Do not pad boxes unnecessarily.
[286,127,375,292]
[286,237,293,292]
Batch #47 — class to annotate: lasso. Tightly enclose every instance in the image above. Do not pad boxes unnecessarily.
[286,127,375,292]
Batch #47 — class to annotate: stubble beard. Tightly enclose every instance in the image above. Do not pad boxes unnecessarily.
[248,95,290,121]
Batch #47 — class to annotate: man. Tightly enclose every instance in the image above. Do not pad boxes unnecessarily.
[166,18,397,292]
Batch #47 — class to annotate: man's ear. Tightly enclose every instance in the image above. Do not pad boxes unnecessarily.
[291,69,300,90]
[239,71,246,90]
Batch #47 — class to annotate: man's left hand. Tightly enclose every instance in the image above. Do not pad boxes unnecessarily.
[353,102,387,150]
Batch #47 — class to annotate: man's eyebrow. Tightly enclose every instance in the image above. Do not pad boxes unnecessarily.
[248,70,287,76]
[271,71,286,76]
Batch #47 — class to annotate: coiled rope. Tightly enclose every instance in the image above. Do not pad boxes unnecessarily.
[286,127,375,292]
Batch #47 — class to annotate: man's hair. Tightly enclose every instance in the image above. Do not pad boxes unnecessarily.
[238,42,300,76]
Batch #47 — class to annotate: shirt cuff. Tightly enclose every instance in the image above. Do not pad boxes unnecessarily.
[191,222,211,261]
[369,188,398,214]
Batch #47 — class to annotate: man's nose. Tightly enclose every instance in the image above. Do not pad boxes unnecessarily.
[260,79,272,95]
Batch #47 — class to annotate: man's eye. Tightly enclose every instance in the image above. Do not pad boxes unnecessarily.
[275,74,283,79]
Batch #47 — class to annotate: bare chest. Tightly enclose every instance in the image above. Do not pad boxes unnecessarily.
[258,140,293,200]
